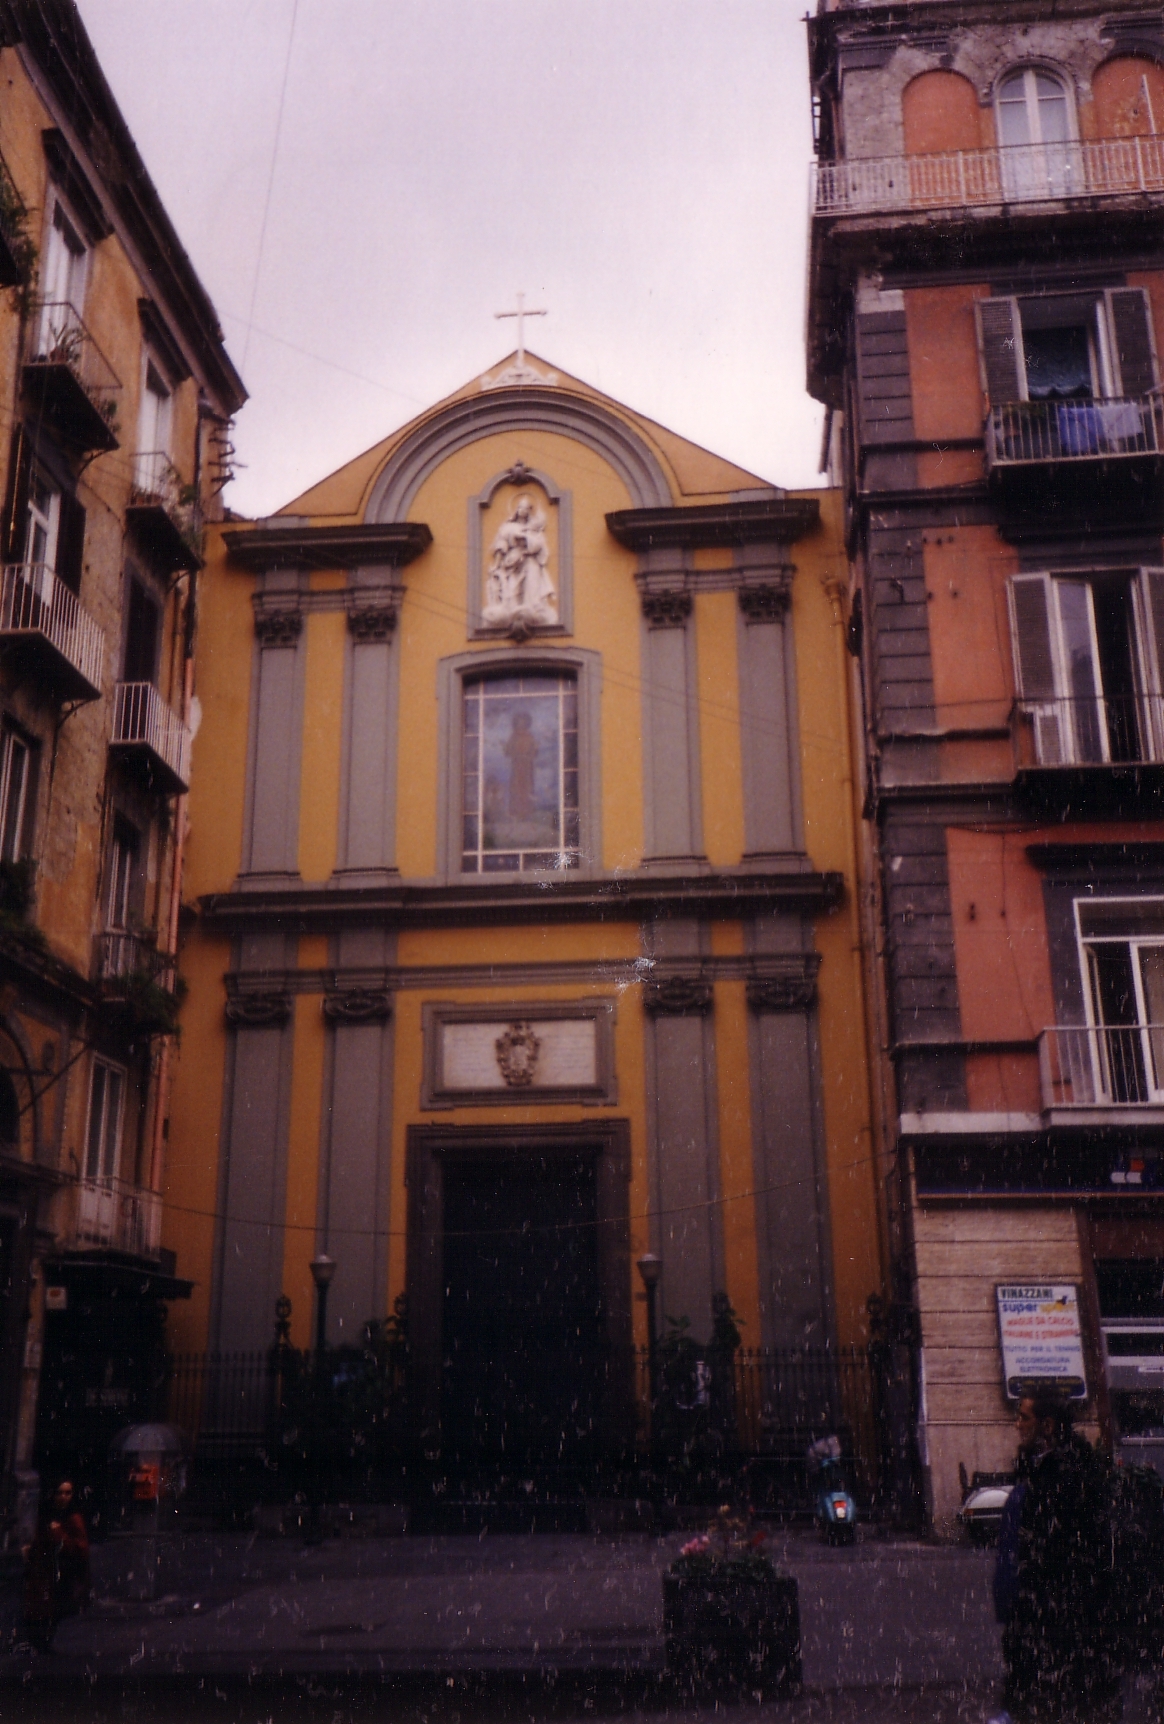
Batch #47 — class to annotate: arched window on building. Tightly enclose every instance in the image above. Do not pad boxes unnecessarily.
[996,68,1077,198]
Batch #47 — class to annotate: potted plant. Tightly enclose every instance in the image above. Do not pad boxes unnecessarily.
[664,1509,801,1692]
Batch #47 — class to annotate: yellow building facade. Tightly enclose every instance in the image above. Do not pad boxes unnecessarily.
[168,358,882,1468]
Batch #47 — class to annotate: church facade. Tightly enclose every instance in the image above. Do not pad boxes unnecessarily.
[164,357,882,1464]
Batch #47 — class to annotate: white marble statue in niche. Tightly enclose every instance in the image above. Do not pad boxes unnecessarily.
[482,493,558,629]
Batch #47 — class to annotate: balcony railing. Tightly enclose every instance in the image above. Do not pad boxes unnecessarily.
[23,300,120,451]
[1039,1024,1164,1110]
[0,562,105,701]
[987,396,1164,470]
[813,135,1164,218]
[111,681,191,792]
[76,1175,161,1257]
[128,454,201,573]
[97,929,177,992]
[1020,694,1164,769]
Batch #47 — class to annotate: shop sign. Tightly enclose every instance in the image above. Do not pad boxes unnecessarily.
[996,1284,1087,1400]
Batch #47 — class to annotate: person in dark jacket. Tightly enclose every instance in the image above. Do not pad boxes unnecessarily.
[990,1389,1120,1724]
[21,1479,90,1653]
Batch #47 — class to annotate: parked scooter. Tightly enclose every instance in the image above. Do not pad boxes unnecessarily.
[807,1434,857,1544]
[956,1462,1014,1546]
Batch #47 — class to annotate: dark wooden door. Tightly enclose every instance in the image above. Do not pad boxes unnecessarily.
[441,1154,603,1467]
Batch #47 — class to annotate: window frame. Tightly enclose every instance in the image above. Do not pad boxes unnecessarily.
[1008,566,1164,764]
[134,353,174,495]
[995,66,1078,149]
[84,1056,125,1185]
[0,723,34,864]
[106,815,142,932]
[436,646,603,883]
[36,195,88,352]
[1073,896,1164,1100]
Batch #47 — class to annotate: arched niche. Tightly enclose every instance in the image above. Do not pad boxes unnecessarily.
[363,389,673,522]
[1092,54,1164,138]
[903,70,983,155]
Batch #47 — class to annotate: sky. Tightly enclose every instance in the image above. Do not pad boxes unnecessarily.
[75,0,824,518]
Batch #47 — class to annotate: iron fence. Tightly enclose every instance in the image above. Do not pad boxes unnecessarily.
[158,1340,884,1508]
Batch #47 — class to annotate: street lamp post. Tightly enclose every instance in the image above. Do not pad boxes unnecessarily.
[636,1253,662,1422]
[305,1253,336,1544]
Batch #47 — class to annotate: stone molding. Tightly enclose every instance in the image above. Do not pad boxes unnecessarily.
[746,967,819,1014]
[345,596,400,641]
[321,987,393,1023]
[224,991,292,1028]
[642,975,712,1016]
[737,578,792,623]
[640,588,692,627]
[252,604,302,647]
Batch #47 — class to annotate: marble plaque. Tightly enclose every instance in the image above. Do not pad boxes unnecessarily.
[441,1018,597,1092]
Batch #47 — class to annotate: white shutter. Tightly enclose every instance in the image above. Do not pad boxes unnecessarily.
[1009,573,1064,764]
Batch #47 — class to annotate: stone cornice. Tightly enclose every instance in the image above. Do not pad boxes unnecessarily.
[199,865,844,935]
[225,952,826,996]
[224,521,432,572]
[606,497,819,551]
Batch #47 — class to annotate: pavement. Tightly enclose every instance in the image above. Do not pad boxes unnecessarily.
[0,1525,1157,1721]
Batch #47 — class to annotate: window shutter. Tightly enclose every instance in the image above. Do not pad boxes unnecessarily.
[975,297,1024,404]
[55,491,85,594]
[1107,288,1157,397]
[1138,569,1164,758]
[1009,573,1064,764]
[1,428,30,565]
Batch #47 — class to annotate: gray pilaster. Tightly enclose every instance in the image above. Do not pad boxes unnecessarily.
[736,552,803,858]
[746,914,834,1347]
[241,573,306,880]
[317,927,397,1341]
[212,932,296,1353]
[642,919,722,1342]
[637,553,705,869]
[334,574,402,885]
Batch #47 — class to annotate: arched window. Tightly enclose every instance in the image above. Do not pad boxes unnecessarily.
[0,1070,19,1148]
[461,672,579,874]
[996,68,1073,148]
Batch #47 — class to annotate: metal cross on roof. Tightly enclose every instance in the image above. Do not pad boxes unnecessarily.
[494,292,547,369]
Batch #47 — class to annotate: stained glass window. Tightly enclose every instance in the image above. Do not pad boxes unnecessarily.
[461,673,579,873]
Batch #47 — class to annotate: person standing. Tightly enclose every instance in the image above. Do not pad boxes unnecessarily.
[990,1389,1119,1724]
[21,1479,90,1653]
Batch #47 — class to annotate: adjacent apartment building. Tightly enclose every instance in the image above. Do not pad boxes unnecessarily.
[808,0,1164,1524]
[0,1,243,1530]
[163,355,883,1485]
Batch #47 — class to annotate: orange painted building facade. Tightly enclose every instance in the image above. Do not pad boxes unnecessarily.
[809,0,1164,1526]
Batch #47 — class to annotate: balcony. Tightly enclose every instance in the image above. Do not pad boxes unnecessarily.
[22,300,121,454]
[1039,1024,1164,1125]
[812,135,1164,220]
[127,454,201,574]
[1019,694,1164,770]
[986,396,1164,515]
[110,681,191,793]
[97,930,180,1035]
[0,562,105,701]
[76,1176,161,1258]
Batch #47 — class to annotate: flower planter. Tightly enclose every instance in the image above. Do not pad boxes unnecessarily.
[663,1563,801,1692]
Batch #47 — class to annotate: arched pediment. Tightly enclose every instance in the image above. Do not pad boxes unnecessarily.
[365,388,673,521]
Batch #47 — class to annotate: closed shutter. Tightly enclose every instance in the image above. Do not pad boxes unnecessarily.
[1138,569,1164,758]
[975,297,1024,404]
[1,428,30,565]
[1009,573,1064,764]
[55,492,85,594]
[1107,288,1157,397]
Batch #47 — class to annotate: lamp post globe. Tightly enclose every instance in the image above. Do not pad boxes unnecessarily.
[309,1253,336,1354]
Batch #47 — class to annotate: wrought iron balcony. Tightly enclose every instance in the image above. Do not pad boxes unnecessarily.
[0,562,105,701]
[1039,1024,1164,1115]
[110,681,191,793]
[813,135,1164,219]
[127,454,201,574]
[987,396,1164,471]
[1019,694,1164,770]
[97,929,177,990]
[76,1175,161,1258]
[22,300,121,453]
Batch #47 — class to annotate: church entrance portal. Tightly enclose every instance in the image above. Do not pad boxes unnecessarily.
[441,1155,601,1466]
[406,1122,633,1473]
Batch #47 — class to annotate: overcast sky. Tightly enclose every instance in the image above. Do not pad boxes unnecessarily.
[75,0,823,517]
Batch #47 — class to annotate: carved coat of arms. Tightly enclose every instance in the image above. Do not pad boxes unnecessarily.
[495,1021,541,1087]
